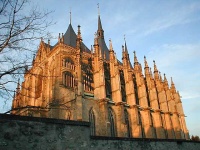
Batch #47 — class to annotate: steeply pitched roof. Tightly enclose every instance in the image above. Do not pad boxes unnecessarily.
[63,24,77,47]
[51,23,90,53]
[97,15,110,60]
[63,24,90,53]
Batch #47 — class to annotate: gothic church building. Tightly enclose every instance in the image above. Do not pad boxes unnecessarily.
[12,13,189,140]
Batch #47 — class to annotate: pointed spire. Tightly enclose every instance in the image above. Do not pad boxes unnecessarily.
[171,77,174,85]
[97,3,104,38]
[109,39,113,51]
[124,35,128,53]
[144,56,149,68]
[153,60,158,72]
[164,73,169,87]
[97,3,102,31]
[97,3,100,16]
[61,33,64,43]
[133,51,138,64]
[76,25,82,49]
[69,7,72,24]
[171,77,176,92]
[153,60,159,80]
[159,71,163,81]
[144,56,150,76]
[77,25,82,40]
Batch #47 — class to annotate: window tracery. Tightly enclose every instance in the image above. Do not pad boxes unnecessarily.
[108,108,116,137]
[89,108,95,136]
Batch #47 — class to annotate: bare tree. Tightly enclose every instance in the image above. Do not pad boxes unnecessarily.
[0,0,54,109]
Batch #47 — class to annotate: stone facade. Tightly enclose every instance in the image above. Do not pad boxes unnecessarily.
[11,13,189,139]
[0,114,199,150]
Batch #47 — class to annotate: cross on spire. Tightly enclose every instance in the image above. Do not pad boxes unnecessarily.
[97,3,100,15]
[69,7,72,24]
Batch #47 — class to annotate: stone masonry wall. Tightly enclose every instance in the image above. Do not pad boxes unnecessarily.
[0,114,199,150]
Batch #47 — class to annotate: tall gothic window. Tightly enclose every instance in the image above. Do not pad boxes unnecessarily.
[120,70,126,102]
[133,74,139,105]
[161,113,167,138]
[89,109,95,136]
[104,63,111,99]
[35,71,43,99]
[124,109,131,137]
[170,114,176,138]
[63,71,74,88]
[138,110,145,138]
[150,112,157,138]
[82,63,94,92]
[108,108,116,137]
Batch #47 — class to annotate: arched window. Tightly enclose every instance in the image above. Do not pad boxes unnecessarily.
[150,112,157,138]
[89,109,95,136]
[63,57,75,70]
[161,113,168,138]
[133,74,139,105]
[138,110,145,138]
[104,63,111,98]
[124,109,131,137]
[108,108,116,137]
[63,71,74,88]
[120,70,126,102]
[66,110,71,120]
[35,71,43,99]
[82,63,94,92]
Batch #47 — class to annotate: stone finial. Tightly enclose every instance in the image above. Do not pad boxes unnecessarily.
[159,71,162,81]
[77,25,82,40]
[171,77,176,92]
[109,39,113,51]
[133,51,138,64]
[144,56,149,68]
[153,60,158,72]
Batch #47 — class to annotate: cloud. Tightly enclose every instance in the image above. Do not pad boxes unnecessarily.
[135,2,200,37]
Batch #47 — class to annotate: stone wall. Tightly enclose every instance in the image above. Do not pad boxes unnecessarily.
[0,114,199,150]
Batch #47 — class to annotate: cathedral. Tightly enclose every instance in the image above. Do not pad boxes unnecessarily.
[11,12,189,140]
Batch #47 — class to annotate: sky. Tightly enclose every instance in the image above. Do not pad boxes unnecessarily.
[1,0,200,137]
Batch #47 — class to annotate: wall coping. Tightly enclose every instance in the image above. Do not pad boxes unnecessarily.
[0,114,90,126]
[90,136,200,143]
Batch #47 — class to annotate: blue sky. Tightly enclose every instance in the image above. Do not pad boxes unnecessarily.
[1,0,200,137]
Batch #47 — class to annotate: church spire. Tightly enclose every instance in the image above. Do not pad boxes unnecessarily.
[97,3,104,38]
[171,77,176,93]
[76,25,82,49]
[144,56,150,76]
[144,56,149,68]
[69,8,72,24]
[153,60,159,80]
[124,35,128,53]
[133,51,138,64]
[164,73,169,88]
